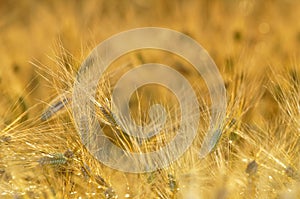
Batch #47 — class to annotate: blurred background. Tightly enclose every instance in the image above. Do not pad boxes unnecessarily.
[1,0,299,101]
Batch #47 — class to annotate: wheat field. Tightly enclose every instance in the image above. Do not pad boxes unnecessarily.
[0,0,299,198]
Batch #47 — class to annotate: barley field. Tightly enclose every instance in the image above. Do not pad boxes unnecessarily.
[0,0,299,198]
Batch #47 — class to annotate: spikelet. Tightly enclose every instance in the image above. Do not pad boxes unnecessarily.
[40,92,71,121]
[38,149,74,166]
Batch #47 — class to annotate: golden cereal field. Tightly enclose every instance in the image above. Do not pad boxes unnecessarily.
[0,0,299,198]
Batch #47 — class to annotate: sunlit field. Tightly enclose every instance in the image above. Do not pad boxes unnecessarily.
[0,0,299,198]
